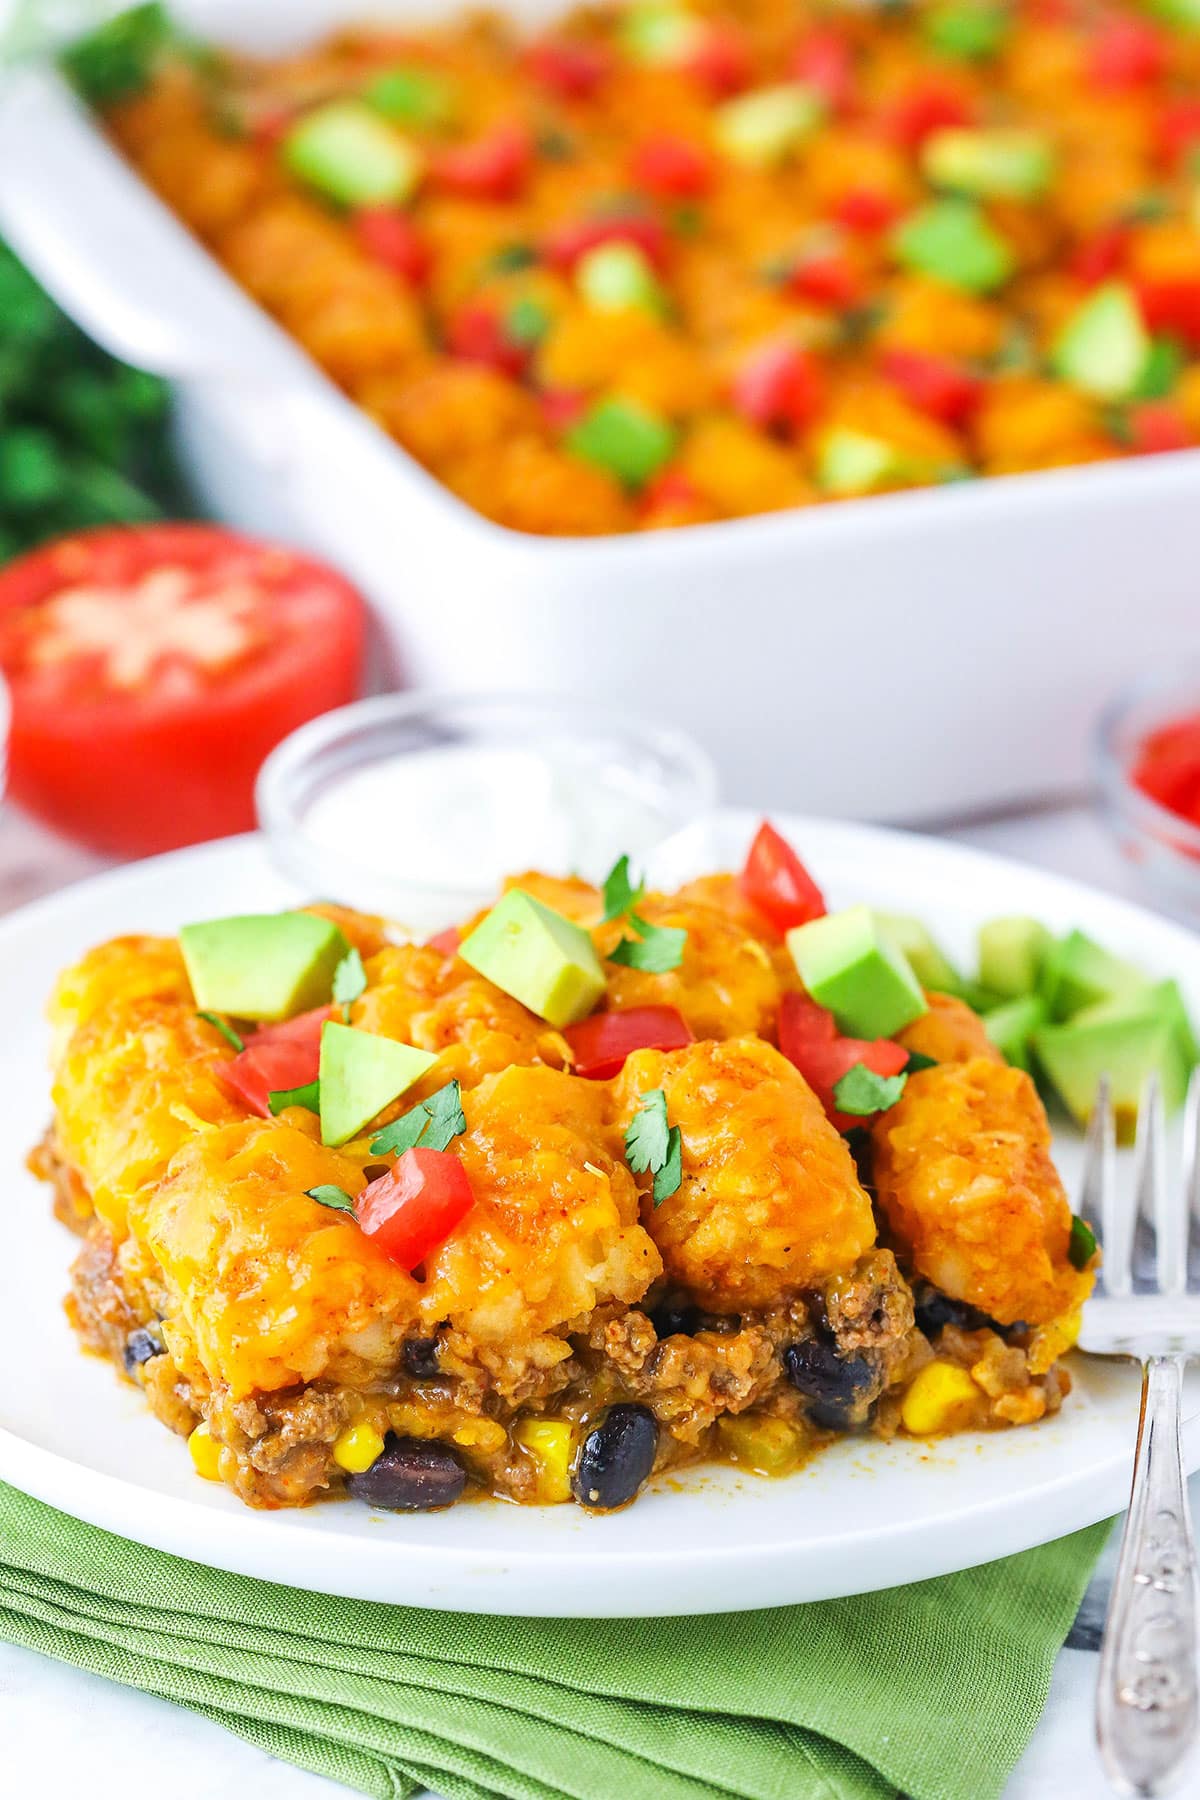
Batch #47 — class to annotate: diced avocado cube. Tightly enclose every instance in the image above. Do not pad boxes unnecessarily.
[620,3,704,65]
[923,2,1009,60]
[1077,979,1200,1072]
[787,905,929,1039]
[893,198,1015,294]
[366,65,456,129]
[715,83,824,168]
[1051,282,1150,401]
[1039,929,1146,1021]
[984,994,1047,1072]
[1033,1010,1190,1143]
[815,427,908,495]
[566,396,676,489]
[319,1021,436,1147]
[576,244,665,315]
[180,913,349,1023]
[874,914,962,995]
[978,915,1054,999]
[282,102,423,207]
[458,889,606,1028]
[923,129,1055,201]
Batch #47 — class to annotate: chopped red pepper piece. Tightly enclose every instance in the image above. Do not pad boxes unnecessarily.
[630,134,714,200]
[884,83,973,150]
[881,348,982,427]
[732,341,825,437]
[1134,278,1200,350]
[218,1036,321,1119]
[355,1146,475,1269]
[354,206,432,285]
[684,22,751,97]
[426,926,462,957]
[564,1004,694,1079]
[432,122,532,200]
[739,820,826,933]
[778,992,909,1132]
[788,254,862,309]
[526,36,611,99]
[1128,401,1193,456]
[1088,16,1166,90]
[446,302,528,376]
[831,188,904,235]
[789,27,854,113]
[544,213,669,274]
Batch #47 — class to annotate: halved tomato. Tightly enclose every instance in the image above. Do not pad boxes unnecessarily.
[0,525,365,855]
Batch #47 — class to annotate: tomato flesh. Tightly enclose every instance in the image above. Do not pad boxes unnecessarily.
[526,36,611,98]
[881,349,982,427]
[1135,277,1200,349]
[739,820,826,932]
[251,1005,335,1049]
[788,255,861,310]
[732,342,825,437]
[1088,16,1166,89]
[790,28,854,112]
[884,83,973,150]
[355,1147,476,1270]
[631,135,714,200]
[1128,402,1193,456]
[1132,712,1200,827]
[832,189,903,235]
[545,213,669,274]
[565,1005,694,1079]
[354,206,431,284]
[446,302,529,375]
[0,525,365,856]
[426,926,462,956]
[219,1035,322,1119]
[778,992,908,1132]
[432,124,531,200]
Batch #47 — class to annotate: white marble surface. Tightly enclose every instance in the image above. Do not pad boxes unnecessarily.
[0,795,1195,1800]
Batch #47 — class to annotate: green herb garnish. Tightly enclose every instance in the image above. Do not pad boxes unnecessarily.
[905,1050,938,1074]
[332,947,367,1023]
[624,1087,683,1205]
[488,242,538,274]
[61,2,174,106]
[305,1184,357,1215]
[269,1080,321,1116]
[603,854,646,921]
[832,1064,908,1117]
[608,917,688,973]
[505,296,551,347]
[1068,1214,1098,1271]
[369,1079,467,1157]
[196,1011,244,1052]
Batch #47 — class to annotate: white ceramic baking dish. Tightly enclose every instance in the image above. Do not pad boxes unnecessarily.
[1,0,1197,823]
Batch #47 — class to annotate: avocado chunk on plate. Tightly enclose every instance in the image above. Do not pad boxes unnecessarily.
[459,888,606,1029]
[181,912,349,1023]
[787,905,928,1039]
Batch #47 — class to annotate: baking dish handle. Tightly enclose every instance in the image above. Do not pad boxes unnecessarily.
[0,63,301,386]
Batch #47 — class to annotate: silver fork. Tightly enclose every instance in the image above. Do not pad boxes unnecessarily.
[1079,1068,1200,1797]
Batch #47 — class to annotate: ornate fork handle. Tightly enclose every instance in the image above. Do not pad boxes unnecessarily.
[1098,1355,1199,1796]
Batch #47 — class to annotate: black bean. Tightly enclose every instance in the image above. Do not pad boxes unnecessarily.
[572,1404,658,1511]
[347,1435,466,1511]
[402,1336,441,1379]
[913,1284,989,1337]
[650,1299,701,1339]
[784,1339,877,1430]
[123,1326,163,1375]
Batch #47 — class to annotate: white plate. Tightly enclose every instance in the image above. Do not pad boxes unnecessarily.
[2,812,1197,1617]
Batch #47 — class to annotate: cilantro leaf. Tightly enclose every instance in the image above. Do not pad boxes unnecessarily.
[608,916,687,973]
[196,1011,244,1052]
[1068,1214,1097,1271]
[624,1088,671,1174]
[905,1050,938,1074]
[305,1184,356,1215]
[603,853,646,922]
[332,947,367,1023]
[369,1079,466,1157]
[268,1080,320,1116]
[832,1064,908,1117]
[653,1125,682,1206]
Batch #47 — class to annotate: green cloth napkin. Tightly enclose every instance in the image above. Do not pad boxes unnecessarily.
[0,1480,1106,1800]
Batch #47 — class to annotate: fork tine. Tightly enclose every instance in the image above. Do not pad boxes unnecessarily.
[1095,1076,1136,1298]
[1139,1073,1185,1296]
[1083,1077,1120,1297]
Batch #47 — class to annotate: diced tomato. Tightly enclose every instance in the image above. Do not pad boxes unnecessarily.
[431,122,532,200]
[831,188,904,235]
[544,213,669,273]
[218,1036,321,1119]
[790,27,854,113]
[564,1005,694,1078]
[1068,225,1129,286]
[1132,713,1200,824]
[526,35,612,99]
[778,992,909,1132]
[630,135,714,200]
[1134,278,1200,350]
[540,388,588,431]
[0,525,365,856]
[884,83,973,151]
[1088,16,1166,89]
[739,820,826,933]
[881,348,982,427]
[353,206,432,285]
[684,22,751,97]
[732,341,825,438]
[1128,401,1194,456]
[445,302,528,376]
[426,926,462,956]
[640,467,701,513]
[1158,99,1200,170]
[355,1147,475,1270]
[252,1004,335,1048]
[787,254,862,309]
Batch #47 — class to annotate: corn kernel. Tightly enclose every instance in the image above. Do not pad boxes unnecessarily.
[514,1417,574,1503]
[332,1423,386,1475]
[187,1422,222,1482]
[716,1413,808,1478]
[901,1361,981,1436]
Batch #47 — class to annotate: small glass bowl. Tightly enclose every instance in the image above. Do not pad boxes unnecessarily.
[1095,663,1200,919]
[256,690,718,928]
